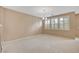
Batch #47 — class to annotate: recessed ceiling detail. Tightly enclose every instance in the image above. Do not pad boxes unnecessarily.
[3,6,79,17]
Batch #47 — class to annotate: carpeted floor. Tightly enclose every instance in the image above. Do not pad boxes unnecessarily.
[1,34,79,53]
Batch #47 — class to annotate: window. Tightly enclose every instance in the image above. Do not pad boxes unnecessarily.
[64,16,70,30]
[59,16,70,30]
[59,17,64,30]
[51,18,59,30]
[51,18,55,29]
[43,16,70,31]
[44,19,50,29]
[54,18,59,30]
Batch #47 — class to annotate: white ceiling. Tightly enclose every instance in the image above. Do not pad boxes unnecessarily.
[3,6,79,17]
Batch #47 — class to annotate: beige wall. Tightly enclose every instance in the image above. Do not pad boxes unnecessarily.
[0,7,4,52]
[42,12,76,38]
[0,7,42,41]
[75,14,79,37]
[0,32,2,52]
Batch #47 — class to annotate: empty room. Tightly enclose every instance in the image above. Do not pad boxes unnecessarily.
[0,6,79,53]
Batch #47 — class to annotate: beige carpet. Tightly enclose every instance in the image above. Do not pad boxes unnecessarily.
[2,34,79,53]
